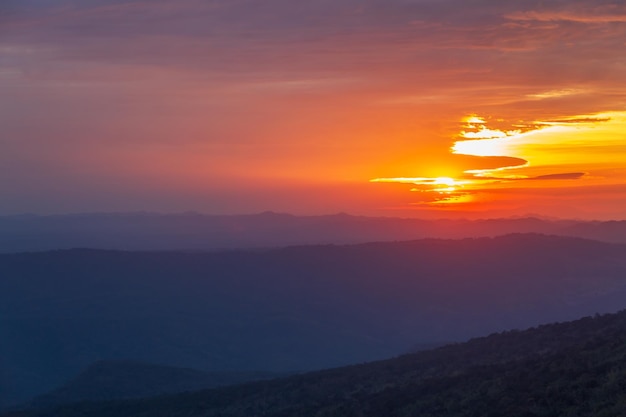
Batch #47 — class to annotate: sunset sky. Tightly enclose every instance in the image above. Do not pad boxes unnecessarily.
[2,0,626,219]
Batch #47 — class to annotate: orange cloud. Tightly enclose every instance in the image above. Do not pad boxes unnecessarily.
[372,111,626,214]
[2,0,626,218]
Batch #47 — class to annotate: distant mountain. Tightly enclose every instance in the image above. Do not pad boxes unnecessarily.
[1,211,625,253]
[28,361,278,408]
[2,234,626,408]
[8,309,626,416]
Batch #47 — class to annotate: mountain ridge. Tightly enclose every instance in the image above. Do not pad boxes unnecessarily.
[27,361,280,409]
[2,212,626,253]
[2,233,626,408]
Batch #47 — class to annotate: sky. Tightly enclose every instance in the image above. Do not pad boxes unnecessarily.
[2,0,626,219]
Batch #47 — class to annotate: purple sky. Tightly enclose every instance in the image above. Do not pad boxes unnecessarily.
[2,0,626,218]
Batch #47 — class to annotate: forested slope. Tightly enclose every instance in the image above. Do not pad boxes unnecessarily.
[7,309,626,417]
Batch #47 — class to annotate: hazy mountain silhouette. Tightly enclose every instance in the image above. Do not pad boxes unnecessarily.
[28,361,279,408]
[7,309,626,416]
[2,234,626,408]
[1,212,626,253]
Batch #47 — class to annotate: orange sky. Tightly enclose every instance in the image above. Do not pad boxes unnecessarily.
[372,112,626,218]
[1,0,626,219]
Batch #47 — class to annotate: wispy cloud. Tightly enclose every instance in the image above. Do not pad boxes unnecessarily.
[508,5,626,23]
[1,0,625,217]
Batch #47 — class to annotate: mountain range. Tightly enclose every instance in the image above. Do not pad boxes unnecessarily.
[2,233,626,408]
[1,212,626,252]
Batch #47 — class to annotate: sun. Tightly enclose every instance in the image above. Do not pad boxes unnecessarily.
[433,177,456,186]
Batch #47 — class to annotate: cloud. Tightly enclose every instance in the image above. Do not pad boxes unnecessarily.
[526,89,588,100]
[540,116,612,125]
[508,7,626,23]
[452,155,528,172]
[476,172,587,181]
[2,0,626,218]
[3,0,625,93]
[529,173,586,180]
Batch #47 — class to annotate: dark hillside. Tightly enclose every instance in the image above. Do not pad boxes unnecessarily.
[28,361,279,408]
[7,309,626,417]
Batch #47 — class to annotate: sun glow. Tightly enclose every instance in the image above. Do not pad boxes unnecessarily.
[371,176,466,190]
[464,116,486,124]
[433,177,456,186]
[432,178,458,193]
[370,176,468,201]
[371,111,626,210]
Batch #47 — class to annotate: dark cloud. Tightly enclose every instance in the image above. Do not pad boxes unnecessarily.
[530,173,586,180]
[454,155,528,172]
[473,172,587,182]
[541,117,612,124]
[3,0,625,121]
[3,0,625,92]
